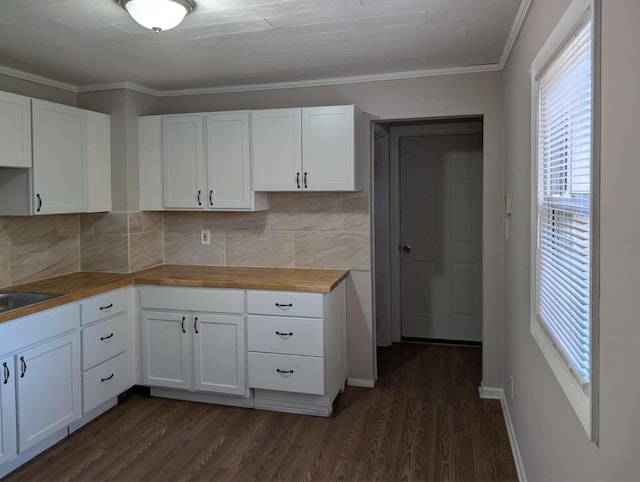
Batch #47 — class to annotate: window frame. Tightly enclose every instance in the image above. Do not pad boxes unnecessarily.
[529,0,600,441]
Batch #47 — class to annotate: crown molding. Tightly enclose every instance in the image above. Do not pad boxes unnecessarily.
[499,0,533,69]
[153,64,502,97]
[0,65,77,93]
[77,81,161,97]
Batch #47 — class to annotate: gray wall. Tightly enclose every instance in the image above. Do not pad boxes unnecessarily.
[503,0,640,479]
[0,73,76,106]
[157,72,506,387]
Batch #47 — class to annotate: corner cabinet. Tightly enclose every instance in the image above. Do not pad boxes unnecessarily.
[252,105,364,192]
[140,112,268,212]
[140,286,248,397]
[0,97,111,216]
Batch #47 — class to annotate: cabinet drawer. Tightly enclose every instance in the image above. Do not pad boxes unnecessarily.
[81,313,127,370]
[82,352,131,414]
[139,286,245,313]
[248,315,323,357]
[247,290,323,318]
[248,352,324,395]
[81,289,126,326]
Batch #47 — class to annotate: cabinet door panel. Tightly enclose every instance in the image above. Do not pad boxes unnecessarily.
[32,100,86,214]
[206,112,252,209]
[163,115,204,209]
[0,91,31,168]
[141,310,191,389]
[16,332,80,452]
[252,108,302,191]
[0,357,17,465]
[302,106,355,191]
[193,313,246,395]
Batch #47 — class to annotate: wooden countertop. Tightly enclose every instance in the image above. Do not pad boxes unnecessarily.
[0,265,349,324]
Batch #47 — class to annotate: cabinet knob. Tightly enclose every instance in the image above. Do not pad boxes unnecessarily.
[101,374,114,383]
[181,316,186,334]
[296,172,301,189]
[100,333,114,341]
[36,194,42,213]
[20,356,27,378]
[99,303,113,311]
[276,369,294,375]
[194,316,199,334]
[275,331,293,338]
[275,303,293,308]
[209,190,214,206]
[197,190,202,206]
[2,362,9,384]
[402,245,412,253]
[303,172,308,189]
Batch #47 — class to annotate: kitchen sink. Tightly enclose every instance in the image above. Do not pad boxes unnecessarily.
[0,292,64,314]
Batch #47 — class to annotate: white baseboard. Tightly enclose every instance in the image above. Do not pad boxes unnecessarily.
[478,384,527,482]
[347,377,375,388]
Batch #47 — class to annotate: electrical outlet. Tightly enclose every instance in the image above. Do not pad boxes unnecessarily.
[201,229,210,245]
[510,375,514,399]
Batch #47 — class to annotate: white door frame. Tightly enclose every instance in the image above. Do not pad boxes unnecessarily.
[388,121,484,342]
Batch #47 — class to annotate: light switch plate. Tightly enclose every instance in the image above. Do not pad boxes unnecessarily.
[201,229,210,245]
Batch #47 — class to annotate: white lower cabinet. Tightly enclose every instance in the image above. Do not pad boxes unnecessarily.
[0,356,17,466]
[16,333,80,452]
[140,286,247,397]
[0,303,80,474]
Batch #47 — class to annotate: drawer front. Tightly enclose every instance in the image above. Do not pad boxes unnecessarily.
[81,289,126,326]
[81,313,128,370]
[82,352,131,414]
[247,315,323,357]
[139,286,245,314]
[247,290,323,318]
[248,352,324,395]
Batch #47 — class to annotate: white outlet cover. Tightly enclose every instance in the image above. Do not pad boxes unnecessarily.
[201,229,211,245]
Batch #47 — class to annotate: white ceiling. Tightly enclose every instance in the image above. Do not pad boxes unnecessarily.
[0,0,523,92]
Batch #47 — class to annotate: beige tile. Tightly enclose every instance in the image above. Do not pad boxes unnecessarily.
[80,213,98,235]
[294,231,370,270]
[343,193,370,232]
[164,230,224,266]
[0,237,10,288]
[128,212,142,234]
[92,212,128,235]
[163,211,202,232]
[226,231,294,267]
[269,193,343,231]
[80,234,129,273]
[57,214,80,237]
[202,211,269,232]
[11,236,80,285]
[142,211,163,232]
[130,231,163,272]
[3,216,57,242]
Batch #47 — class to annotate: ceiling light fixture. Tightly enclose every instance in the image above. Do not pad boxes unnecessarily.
[117,0,195,33]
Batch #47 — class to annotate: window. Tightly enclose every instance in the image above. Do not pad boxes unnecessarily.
[531,0,599,440]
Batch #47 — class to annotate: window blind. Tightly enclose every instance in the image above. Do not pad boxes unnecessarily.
[536,18,592,387]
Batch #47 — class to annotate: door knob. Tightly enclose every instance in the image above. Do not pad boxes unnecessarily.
[402,245,412,253]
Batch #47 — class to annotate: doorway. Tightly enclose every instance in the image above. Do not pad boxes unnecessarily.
[374,119,483,345]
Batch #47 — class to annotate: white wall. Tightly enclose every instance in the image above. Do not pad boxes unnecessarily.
[157,71,505,387]
[503,1,640,479]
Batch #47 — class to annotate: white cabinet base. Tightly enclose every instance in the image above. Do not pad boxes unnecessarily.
[150,388,254,408]
[253,389,336,417]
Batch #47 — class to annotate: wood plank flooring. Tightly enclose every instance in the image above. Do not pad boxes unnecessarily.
[4,344,518,481]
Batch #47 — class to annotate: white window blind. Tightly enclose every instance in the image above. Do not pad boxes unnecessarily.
[536,17,592,388]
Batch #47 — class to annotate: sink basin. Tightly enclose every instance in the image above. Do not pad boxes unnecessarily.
[0,292,64,313]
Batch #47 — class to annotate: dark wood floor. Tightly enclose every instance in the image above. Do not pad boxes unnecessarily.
[5,343,518,481]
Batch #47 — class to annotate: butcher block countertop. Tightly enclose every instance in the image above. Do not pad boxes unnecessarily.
[0,265,349,324]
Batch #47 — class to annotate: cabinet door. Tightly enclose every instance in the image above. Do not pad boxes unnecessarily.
[0,357,17,465]
[16,332,81,453]
[302,105,355,191]
[163,115,205,209]
[0,91,31,168]
[141,310,191,390]
[252,108,302,191]
[32,100,86,214]
[192,313,246,396]
[206,112,252,208]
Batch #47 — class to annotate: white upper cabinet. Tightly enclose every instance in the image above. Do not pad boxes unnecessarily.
[0,96,112,216]
[252,108,303,191]
[162,115,205,209]
[0,91,31,168]
[32,100,86,214]
[206,112,252,209]
[252,105,363,192]
[143,112,267,211]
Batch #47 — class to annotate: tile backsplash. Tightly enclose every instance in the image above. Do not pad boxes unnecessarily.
[0,192,370,288]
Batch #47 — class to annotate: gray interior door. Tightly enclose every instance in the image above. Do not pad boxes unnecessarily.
[400,133,483,342]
